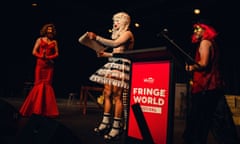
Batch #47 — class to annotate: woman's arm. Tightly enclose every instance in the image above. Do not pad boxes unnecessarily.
[96,31,132,48]
[186,39,212,72]
[88,31,132,48]
[32,38,43,58]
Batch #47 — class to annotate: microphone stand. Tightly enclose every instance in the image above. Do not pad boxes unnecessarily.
[160,31,195,125]
[160,31,195,64]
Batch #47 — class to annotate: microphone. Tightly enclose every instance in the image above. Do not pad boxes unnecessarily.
[157,28,169,37]
[162,28,168,33]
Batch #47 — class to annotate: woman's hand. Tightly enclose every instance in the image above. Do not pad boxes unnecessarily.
[185,64,193,72]
[87,32,97,40]
[96,50,105,57]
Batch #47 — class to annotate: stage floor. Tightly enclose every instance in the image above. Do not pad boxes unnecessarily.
[1,97,239,144]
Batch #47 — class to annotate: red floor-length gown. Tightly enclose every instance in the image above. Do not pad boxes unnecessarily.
[19,39,59,118]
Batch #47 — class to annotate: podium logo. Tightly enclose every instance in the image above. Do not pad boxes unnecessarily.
[144,77,154,84]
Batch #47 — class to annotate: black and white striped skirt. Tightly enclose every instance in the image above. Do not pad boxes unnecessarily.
[89,57,131,89]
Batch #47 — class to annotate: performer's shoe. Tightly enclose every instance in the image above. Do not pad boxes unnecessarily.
[93,122,111,136]
[103,126,123,143]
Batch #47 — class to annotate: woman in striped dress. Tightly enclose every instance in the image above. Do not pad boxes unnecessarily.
[87,11,134,142]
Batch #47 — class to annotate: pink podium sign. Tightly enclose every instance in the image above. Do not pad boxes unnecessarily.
[127,60,172,144]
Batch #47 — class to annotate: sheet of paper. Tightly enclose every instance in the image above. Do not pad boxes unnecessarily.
[78,32,106,52]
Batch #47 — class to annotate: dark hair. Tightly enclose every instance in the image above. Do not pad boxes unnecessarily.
[40,23,56,36]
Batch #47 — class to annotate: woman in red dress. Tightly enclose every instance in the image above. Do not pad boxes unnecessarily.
[19,23,59,118]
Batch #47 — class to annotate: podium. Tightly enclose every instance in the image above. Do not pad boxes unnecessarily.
[124,46,175,144]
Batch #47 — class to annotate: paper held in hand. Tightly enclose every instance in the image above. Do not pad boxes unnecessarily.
[78,32,106,52]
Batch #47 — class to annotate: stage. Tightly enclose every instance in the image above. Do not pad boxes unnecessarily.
[1,95,239,144]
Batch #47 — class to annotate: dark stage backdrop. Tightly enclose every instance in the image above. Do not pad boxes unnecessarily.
[3,1,239,98]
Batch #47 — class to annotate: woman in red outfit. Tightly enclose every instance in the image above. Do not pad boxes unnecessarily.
[183,23,239,144]
[19,23,59,118]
